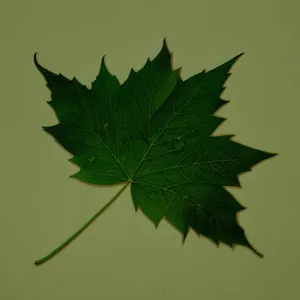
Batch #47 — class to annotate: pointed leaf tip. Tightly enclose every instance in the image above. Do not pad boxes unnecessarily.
[33,52,41,70]
[129,68,136,76]
[160,37,171,55]
[219,52,245,72]
[33,52,58,83]
[101,55,107,66]
[248,244,264,258]
[268,151,279,158]
[33,52,47,73]
[99,55,109,74]
[163,37,168,47]
[229,52,245,66]
[152,37,172,67]
[236,52,245,59]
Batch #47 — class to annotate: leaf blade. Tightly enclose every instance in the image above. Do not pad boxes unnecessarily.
[35,41,277,259]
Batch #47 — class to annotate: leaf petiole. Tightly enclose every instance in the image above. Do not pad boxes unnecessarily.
[34,181,131,266]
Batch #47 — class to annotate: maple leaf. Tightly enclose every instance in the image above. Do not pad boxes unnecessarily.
[33,39,277,265]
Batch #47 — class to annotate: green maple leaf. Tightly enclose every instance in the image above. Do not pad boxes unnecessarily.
[33,39,277,266]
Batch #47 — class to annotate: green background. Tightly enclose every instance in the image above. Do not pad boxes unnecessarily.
[1,0,298,299]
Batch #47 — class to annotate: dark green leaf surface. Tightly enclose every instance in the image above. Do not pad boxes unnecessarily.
[34,39,276,258]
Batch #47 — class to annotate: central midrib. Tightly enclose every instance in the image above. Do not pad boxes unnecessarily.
[130,86,203,181]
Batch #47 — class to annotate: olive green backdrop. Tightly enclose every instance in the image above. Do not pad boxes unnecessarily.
[1,0,299,299]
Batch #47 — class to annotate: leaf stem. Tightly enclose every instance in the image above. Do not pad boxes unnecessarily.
[34,181,131,266]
